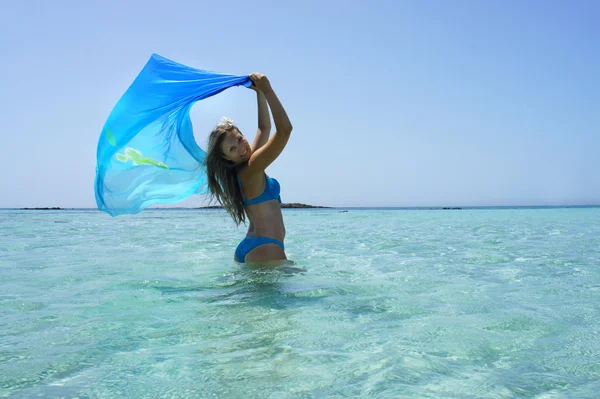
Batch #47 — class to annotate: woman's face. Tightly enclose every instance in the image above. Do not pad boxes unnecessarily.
[221,129,251,164]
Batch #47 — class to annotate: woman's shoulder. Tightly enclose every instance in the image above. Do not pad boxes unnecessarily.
[238,164,264,182]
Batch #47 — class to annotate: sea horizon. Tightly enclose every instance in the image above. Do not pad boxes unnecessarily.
[2,204,599,211]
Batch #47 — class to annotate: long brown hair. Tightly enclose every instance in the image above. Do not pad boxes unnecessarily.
[205,118,246,226]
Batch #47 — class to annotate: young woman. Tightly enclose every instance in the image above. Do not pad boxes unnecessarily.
[205,73,293,263]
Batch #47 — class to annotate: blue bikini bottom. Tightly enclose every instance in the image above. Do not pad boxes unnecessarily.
[235,236,285,263]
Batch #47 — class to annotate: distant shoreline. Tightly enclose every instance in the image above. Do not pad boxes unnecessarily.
[11,205,600,211]
[20,207,63,210]
[197,203,331,209]
[17,203,332,210]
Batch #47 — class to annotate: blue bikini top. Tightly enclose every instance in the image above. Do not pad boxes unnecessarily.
[237,173,282,206]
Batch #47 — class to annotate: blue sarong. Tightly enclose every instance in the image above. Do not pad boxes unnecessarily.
[94,54,251,216]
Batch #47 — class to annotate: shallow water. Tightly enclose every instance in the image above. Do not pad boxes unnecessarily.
[1,208,599,398]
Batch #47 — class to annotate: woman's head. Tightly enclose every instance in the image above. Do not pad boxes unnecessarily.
[205,118,248,225]
[207,118,252,165]
[220,125,252,165]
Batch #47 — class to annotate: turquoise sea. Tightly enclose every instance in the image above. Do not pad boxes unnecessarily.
[1,207,599,398]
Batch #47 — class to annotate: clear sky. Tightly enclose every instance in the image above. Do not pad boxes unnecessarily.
[1,0,598,208]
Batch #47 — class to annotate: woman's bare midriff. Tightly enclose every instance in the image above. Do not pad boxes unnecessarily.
[240,200,286,263]
[244,200,285,241]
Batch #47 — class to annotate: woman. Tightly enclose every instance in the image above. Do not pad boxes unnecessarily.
[205,73,293,263]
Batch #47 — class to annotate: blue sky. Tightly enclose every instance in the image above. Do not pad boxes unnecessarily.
[1,0,598,208]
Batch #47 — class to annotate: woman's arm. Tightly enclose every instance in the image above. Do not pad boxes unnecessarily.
[264,86,292,137]
[245,74,293,174]
[250,88,271,153]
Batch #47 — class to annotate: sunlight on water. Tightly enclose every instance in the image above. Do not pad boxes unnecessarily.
[1,208,599,398]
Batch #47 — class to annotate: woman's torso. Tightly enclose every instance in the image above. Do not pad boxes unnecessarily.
[238,170,286,241]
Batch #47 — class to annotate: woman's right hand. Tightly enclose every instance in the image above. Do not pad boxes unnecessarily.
[249,73,272,93]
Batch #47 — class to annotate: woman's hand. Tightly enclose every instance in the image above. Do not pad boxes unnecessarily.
[249,73,272,93]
